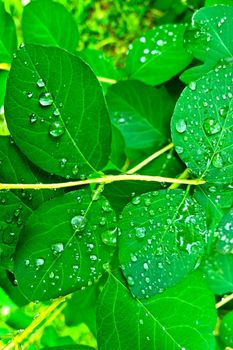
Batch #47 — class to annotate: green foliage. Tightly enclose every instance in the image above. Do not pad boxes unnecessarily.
[0,0,232,349]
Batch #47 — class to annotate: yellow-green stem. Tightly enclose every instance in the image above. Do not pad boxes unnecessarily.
[216,292,233,309]
[169,168,190,190]
[0,174,205,191]
[97,76,117,84]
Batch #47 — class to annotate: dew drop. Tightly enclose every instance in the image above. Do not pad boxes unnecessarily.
[188,81,196,91]
[132,196,141,205]
[72,165,79,176]
[219,106,229,117]
[135,227,146,239]
[51,242,64,254]
[101,227,118,246]
[212,153,223,168]
[175,119,187,133]
[35,258,45,266]
[27,92,33,99]
[29,113,37,124]
[53,108,60,117]
[203,118,221,135]
[71,215,87,232]
[127,276,135,286]
[37,78,45,88]
[39,92,53,107]
[49,121,65,138]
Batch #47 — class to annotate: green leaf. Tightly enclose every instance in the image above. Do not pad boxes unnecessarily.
[107,124,126,170]
[97,272,217,350]
[202,253,233,295]
[125,24,192,85]
[216,208,233,254]
[171,63,233,184]
[219,310,233,347]
[0,190,32,269]
[118,189,207,298]
[0,70,8,107]
[14,188,117,301]
[0,136,63,210]
[106,80,173,152]
[194,184,233,232]
[78,49,120,94]
[5,44,111,179]
[205,0,233,5]
[0,2,17,63]
[181,6,233,82]
[43,346,95,350]
[22,0,79,52]
[0,267,28,306]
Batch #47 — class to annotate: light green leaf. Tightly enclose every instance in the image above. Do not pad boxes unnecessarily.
[216,208,233,254]
[22,0,79,52]
[171,64,233,184]
[118,189,207,298]
[0,136,63,210]
[106,80,173,152]
[5,44,111,179]
[0,2,17,63]
[97,272,217,350]
[14,188,117,301]
[202,253,233,295]
[219,310,233,347]
[181,6,233,82]
[125,24,192,85]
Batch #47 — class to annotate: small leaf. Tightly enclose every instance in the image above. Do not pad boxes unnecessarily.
[5,44,111,179]
[0,136,63,209]
[0,191,32,269]
[0,2,17,63]
[171,63,233,185]
[97,272,217,350]
[106,80,173,152]
[125,24,192,85]
[118,189,207,298]
[14,188,116,301]
[181,6,233,82]
[22,0,79,52]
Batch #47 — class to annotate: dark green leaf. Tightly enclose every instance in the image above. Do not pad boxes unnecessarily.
[78,49,120,94]
[181,6,233,82]
[0,190,32,269]
[171,64,233,185]
[118,189,207,298]
[43,346,94,350]
[0,2,17,63]
[106,80,173,152]
[125,24,192,85]
[22,0,79,52]
[0,70,8,107]
[216,208,233,254]
[97,272,217,350]
[0,267,28,306]
[5,44,111,179]
[14,188,116,301]
[0,136,63,210]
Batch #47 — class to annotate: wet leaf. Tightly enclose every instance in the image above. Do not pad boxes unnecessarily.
[0,2,17,63]
[125,24,192,85]
[5,44,111,179]
[219,310,233,348]
[171,63,233,185]
[97,272,217,350]
[14,188,116,301]
[118,189,207,298]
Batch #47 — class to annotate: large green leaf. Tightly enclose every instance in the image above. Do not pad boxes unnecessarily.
[97,272,217,350]
[14,188,117,301]
[171,63,233,185]
[0,2,17,63]
[5,44,111,179]
[22,0,79,52]
[0,190,32,269]
[181,6,233,83]
[106,80,173,152]
[118,189,207,298]
[125,24,192,85]
[0,136,63,210]
[202,253,233,295]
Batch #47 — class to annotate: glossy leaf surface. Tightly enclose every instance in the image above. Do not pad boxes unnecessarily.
[5,44,111,179]
[0,2,17,63]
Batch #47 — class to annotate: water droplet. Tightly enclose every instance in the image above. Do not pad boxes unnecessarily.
[135,227,146,239]
[188,81,196,91]
[132,196,141,205]
[176,146,184,154]
[49,121,65,138]
[71,215,87,232]
[37,78,45,88]
[127,276,135,286]
[212,153,223,168]
[157,39,165,46]
[53,108,60,117]
[27,92,33,99]
[203,118,221,135]
[175,119,187,133]
[29,113,37,124]
[59,158,67,168]
[25,259,30,266]
[51,242,64,254]
[72,165,79,176]
[101,227,118,246]
[219,106,229,117]
[39,92,53,107]
[35,258,45,266]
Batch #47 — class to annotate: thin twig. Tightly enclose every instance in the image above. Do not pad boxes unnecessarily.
[216,292,233,309]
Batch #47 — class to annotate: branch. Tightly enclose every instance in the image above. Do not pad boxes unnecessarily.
[216,292,233,309]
